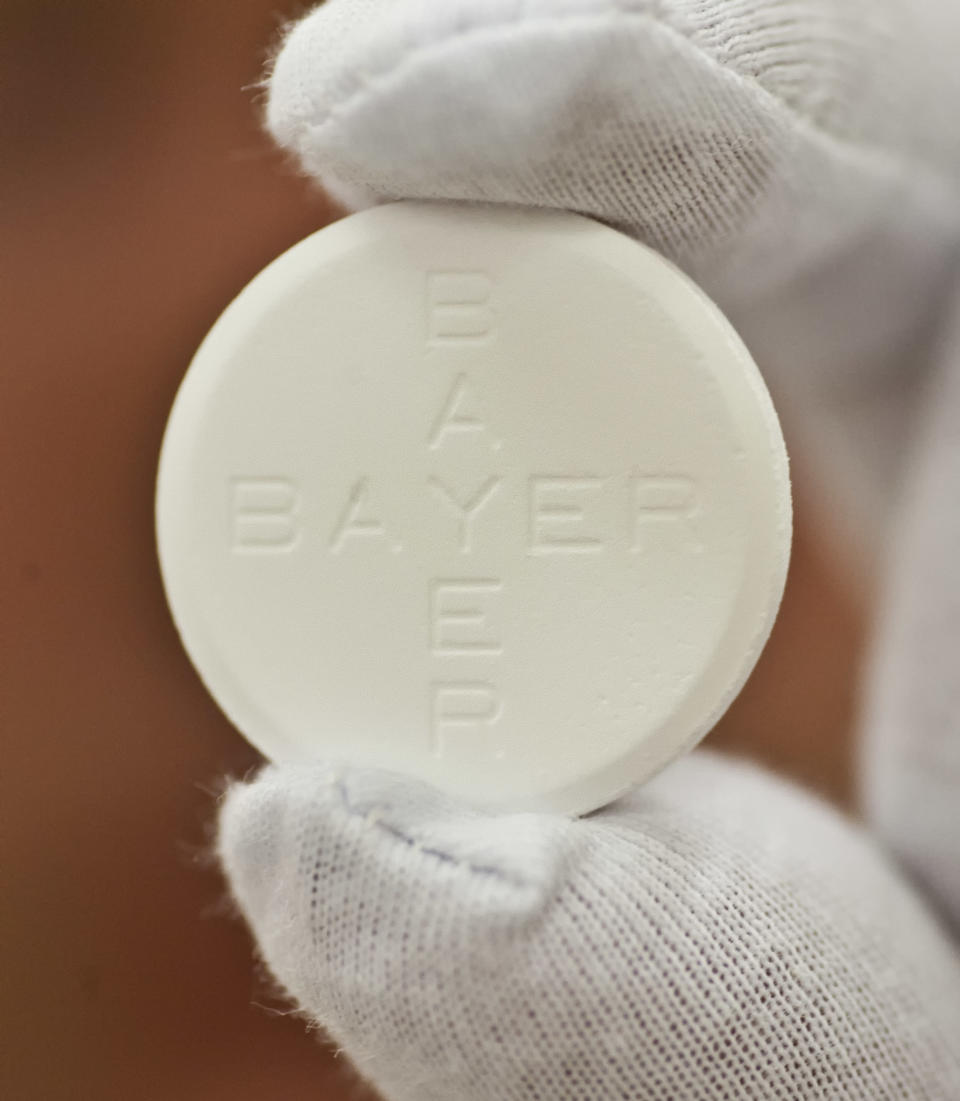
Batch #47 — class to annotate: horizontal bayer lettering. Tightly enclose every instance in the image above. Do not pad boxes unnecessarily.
[227,472,700,556]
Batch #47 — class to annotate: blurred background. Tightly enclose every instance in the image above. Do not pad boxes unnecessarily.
[1,1,866,1097]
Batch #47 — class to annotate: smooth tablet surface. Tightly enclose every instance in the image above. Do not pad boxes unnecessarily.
[157,202,791,815]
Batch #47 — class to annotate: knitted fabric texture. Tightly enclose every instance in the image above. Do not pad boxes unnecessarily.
[863,291,960,930]
[220,754,960,1100]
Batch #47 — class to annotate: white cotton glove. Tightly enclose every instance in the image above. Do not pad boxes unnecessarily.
[221,753,960,1100]
[218,1,960,1097]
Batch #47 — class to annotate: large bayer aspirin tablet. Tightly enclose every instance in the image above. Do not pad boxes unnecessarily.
[156,202,791,815]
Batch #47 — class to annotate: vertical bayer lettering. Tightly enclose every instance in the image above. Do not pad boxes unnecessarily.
[427,270,504,757]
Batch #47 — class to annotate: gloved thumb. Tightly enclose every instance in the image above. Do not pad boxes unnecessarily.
[219,753,960,1101]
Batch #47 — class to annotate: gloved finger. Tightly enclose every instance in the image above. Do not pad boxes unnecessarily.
[863,281,960,933]
[219,751,960,1101]
[267,0,960,305]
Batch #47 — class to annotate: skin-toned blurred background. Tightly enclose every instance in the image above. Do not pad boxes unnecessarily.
[1,2,866,1097]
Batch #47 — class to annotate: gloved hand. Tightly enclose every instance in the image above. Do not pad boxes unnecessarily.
[218,1,960,1097]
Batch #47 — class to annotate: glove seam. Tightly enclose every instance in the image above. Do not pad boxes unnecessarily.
[329,777,536,890]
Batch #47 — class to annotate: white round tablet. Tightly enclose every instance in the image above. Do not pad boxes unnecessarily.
[157,201,791,815]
